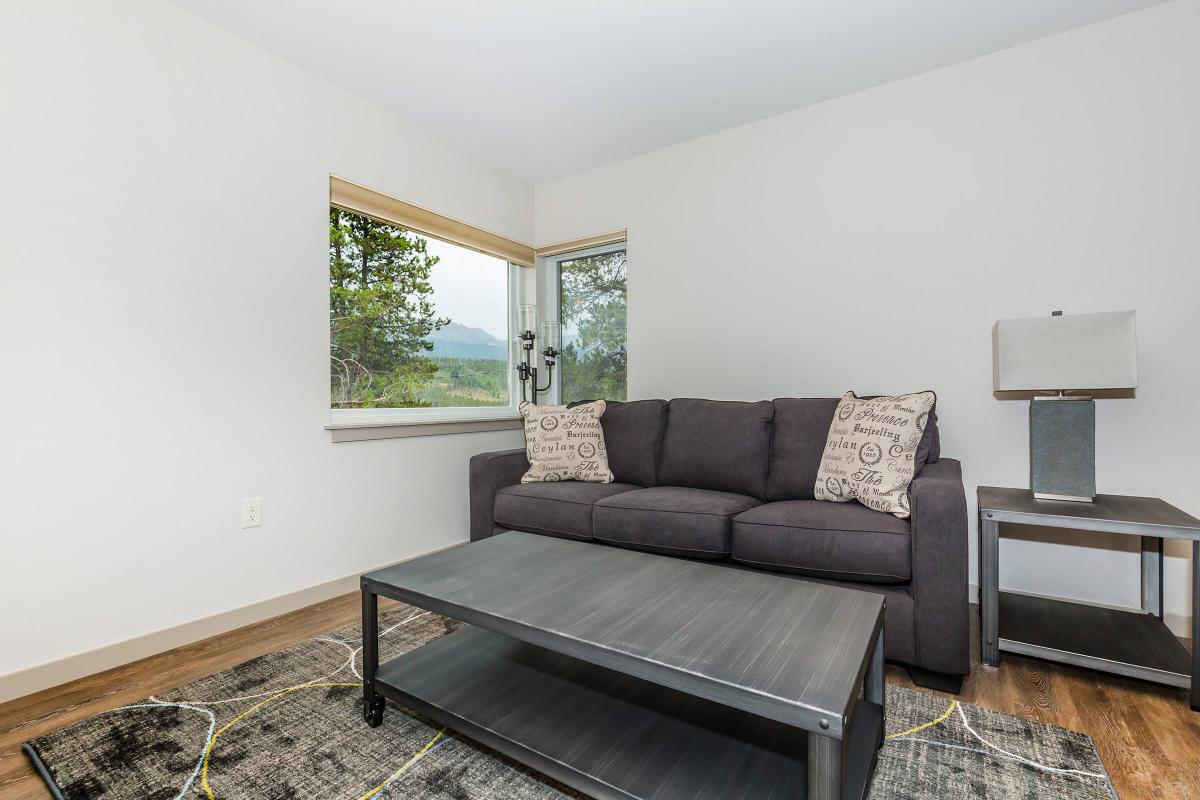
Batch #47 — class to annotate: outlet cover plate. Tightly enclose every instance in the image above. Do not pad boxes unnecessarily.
[241,497,262,528]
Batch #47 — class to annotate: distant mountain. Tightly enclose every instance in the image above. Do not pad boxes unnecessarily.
[427,322,508,360]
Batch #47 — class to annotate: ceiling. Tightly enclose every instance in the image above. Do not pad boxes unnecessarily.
[174,0,1167,182]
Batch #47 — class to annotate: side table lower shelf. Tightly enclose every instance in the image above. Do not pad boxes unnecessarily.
[996,592,1191,688]
[374,625,883,800]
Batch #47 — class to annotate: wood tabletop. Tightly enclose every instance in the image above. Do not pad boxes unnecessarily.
[363,532,884,735]
[977,486,1200,539]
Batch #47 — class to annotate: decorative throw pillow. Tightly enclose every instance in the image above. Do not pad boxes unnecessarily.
[520,400,614,484]
[813,391,937,519]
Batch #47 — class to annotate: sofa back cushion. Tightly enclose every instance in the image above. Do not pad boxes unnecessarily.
[920,413,941,465]
[766,398,840,502]
[597,399,668,487]
[658,399,774,499]
[767,397,940,502]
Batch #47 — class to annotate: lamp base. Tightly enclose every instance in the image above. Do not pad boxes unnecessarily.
[1029,397,1096,502]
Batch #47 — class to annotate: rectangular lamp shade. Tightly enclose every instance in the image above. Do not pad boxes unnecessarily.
[992,310,1137,392]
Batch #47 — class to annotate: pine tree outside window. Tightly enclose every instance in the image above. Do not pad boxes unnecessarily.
[555,242,628,405]
[329,205,522,426]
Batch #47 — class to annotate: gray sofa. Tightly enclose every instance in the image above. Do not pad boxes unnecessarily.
[469,397,969,691]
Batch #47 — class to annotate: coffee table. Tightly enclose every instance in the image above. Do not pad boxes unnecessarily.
[361,531,885,800]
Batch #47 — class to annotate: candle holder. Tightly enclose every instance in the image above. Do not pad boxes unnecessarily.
[514,306,559,404]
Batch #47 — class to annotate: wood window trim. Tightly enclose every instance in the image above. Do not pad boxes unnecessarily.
[329,175,535,267]
[534,231,627,259]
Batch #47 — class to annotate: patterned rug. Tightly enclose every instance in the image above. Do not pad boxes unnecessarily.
[25,604,1118,800]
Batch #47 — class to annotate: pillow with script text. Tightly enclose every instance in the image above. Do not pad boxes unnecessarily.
[813,391,937,518]
[520,400,614,483]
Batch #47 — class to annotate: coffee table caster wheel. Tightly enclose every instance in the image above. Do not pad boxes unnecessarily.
[365,698,385,727]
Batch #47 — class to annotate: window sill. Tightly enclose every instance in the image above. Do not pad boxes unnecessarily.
[326,416,522,443]
[326,417,523,448]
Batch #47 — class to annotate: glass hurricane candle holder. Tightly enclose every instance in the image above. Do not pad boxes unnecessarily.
[519,304,538,335]
[540,320,561,353]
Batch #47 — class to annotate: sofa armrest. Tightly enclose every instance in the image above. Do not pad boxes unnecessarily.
[469,448,530,541]
[909,457,970,675]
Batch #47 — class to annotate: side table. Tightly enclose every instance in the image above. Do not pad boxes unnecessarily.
[977,486,1200,710]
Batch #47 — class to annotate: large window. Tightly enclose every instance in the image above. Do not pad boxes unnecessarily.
[330,206,516,417]
[557,243,627,404]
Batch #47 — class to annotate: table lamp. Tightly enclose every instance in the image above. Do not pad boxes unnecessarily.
[992,310,1137,502]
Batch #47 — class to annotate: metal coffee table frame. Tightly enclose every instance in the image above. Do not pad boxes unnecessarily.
[361,532,886,800]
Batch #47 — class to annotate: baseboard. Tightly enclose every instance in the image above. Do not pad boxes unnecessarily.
[0,544,458,704]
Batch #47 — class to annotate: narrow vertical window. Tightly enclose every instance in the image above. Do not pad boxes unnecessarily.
[557,244,627,404]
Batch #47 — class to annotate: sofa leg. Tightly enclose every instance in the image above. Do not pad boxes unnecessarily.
[906,665,963,694]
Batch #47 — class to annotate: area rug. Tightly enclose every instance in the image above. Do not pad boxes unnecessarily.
[25,604,1118,800]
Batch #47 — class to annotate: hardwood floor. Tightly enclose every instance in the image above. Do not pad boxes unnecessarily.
[1,599,1196,799]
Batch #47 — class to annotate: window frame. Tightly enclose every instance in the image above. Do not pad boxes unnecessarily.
[327,182,533,438]
[547,240,629,406]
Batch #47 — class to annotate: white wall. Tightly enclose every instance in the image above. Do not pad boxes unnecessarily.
[0,0,529,680]
[536,0,1200,633]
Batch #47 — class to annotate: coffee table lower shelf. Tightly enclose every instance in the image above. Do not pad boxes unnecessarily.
[374,626,882,800]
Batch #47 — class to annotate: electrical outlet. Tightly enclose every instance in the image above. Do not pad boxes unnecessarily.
[241,497,262,529]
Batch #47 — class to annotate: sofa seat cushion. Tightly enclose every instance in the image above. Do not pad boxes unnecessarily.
[593,487,762,559]
[495,482,640,541]
[732,500,911,584]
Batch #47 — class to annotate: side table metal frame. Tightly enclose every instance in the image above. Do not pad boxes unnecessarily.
[977,487,1200,711]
